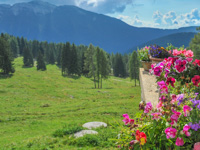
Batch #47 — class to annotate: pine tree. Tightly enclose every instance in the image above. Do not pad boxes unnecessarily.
[95,47,101,88]
[189,27,200,59]
[129,51,139,86]
[99,49,110,88]
[84,44,96,88]
[0,36,15,74]
[69,43,79,75]
[114,53,126,77]
[37,50,46,71]
[61,42,71,75]
[23,46,34,67]
[49,49,55,64]
[9,37,19,58]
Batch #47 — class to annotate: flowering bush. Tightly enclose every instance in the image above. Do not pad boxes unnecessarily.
[117,48,200,149]
[138,46,150,61]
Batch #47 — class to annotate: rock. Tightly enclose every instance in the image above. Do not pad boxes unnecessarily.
[83,122,107,129]
[74,130,98,138]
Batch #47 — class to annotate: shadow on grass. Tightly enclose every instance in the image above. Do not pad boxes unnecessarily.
[62,74,81,80]
[0,74,13,80]
[22,65,33,68]
[0,90,6,93]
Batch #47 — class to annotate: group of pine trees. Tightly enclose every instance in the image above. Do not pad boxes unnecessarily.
[0,32,141,88]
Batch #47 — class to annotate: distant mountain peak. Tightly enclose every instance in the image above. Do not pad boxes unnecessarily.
[11,0,56,15]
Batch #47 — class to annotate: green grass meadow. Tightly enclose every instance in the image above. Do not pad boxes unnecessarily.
[0,57,141,149]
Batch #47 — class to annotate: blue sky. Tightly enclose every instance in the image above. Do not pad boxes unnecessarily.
[0,0,200,29]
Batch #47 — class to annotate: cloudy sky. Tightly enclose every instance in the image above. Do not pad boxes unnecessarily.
[0,0,200,29]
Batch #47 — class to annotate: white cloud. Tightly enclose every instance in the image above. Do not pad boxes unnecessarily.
[152,8,200,28]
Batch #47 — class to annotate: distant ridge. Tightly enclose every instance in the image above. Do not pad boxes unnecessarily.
[0,0,198,53]
[128,32,196,52]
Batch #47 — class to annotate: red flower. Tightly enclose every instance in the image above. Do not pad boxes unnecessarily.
[193,59,200,67]
[135,130,147,145]
[166,77,176,87]
[175,60,187,73]
[192,75,200,87]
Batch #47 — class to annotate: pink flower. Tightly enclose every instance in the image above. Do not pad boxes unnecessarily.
[160,85,168,94]
[185,50,194,58]
[193,59,200,67]
[183,105,192,117]
[151,112,162,120]
[156,101,163,110]
[192,75,200,87]
[186,57,193,62]
[130,119,135,125]
[170,110,181,125]
[173,49,181,56]
[122,114,130,125]
[183,124,191,137]
[154,66,162,76]
[194,142,200,150]
[166,77,176,87]
[175,60,187,73]
[176,137,184,146]
[157,81,166,87]
[144,102,153,113]
[171,94,177,104]
[165,127,177,139]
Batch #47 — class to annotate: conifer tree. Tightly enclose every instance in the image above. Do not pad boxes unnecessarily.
[37,50,46,71]
[0,36,15,74]
[114,53,126,77]
[49,49,55,64]
[69,43,79,75]
[129,51,139,86]
[99,50,110,88]
[84,44,96,88]
[23,46,34,67]
[189,27,200,59]
[61,42,71,75]
[95,46,101,88]
[9,37,19,58]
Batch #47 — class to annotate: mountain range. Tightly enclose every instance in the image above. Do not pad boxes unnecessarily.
[0,0,198,53]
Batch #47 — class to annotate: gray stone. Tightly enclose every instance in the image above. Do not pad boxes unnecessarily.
[74,130,98,138]
[83,122,107,129]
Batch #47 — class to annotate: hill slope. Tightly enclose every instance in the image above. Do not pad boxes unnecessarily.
[129,32,196,51]
[0,0,198,53]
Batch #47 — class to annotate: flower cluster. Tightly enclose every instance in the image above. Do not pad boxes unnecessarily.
[138,46,150,61]
[149,45,171,58]
[117,48,200,149]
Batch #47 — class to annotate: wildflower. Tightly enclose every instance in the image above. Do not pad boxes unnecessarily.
[183,105,192,117]
[170,110,181,125]
[165,127,177,139]
[160,85,168,94]
[189,122,200,131]
[175,137,184,146]
[157,81,166,87]
[166,77,176,87]
[122,114,130,125]
[151,112,162,120]
[144,102,153,113]
[174,59,187,73]
[182,124,191,136]
[192,75,200,87]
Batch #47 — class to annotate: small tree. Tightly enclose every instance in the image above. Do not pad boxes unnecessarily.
[0,36,15,74]
[37,50,46,71]
[23,46,33,67]
[129,51,139,86]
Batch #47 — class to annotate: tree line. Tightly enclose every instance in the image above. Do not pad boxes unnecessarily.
[0,33,140,88]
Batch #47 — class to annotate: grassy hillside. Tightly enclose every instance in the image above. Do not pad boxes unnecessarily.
[0,57,141,149]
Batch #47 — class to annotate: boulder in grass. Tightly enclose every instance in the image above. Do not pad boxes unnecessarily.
[74,130,98,138]
[82,122,107,129]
